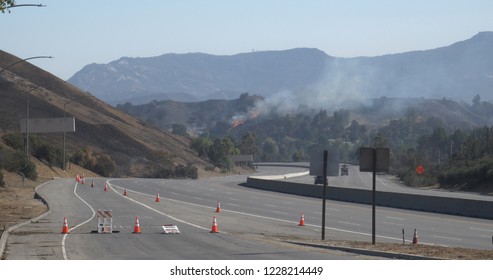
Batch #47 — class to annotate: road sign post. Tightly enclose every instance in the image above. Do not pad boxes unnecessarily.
[359,147,389,245]
[322,150,328,240]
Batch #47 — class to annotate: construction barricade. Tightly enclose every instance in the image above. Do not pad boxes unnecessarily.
[97,209,113,233]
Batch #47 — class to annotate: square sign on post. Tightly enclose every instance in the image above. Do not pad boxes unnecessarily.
[359,147,389,172]
[310,148,340,176]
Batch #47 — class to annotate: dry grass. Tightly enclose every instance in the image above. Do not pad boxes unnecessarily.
[275,236,493,260]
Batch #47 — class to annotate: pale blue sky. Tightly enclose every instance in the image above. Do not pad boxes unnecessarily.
[2,0,493,80]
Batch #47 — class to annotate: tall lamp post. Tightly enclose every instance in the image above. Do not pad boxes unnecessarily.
[62,99,74,170]
[0,55,53,74]
[0,55,54,156]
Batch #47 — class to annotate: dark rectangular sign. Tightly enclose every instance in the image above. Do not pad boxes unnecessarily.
[359,147,389,172]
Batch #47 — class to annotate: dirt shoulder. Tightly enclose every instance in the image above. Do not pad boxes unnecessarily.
[269,235,493,260]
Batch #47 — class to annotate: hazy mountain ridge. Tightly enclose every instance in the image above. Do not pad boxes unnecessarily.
[69,48,329,105]
[69,32,493,106]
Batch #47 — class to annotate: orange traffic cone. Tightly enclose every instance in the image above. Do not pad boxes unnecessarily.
[104,183,108,192]
[61,217,69,234]
[412,229,419,244]
[298,212,305,226]
[155,194,161,202]
[210,216,219,233]
[76,174,80,182]
[91,180,94,188]
[215,201,221,213]
[81,177,85,185]
[133,216,141,234]
[123,188,128,196]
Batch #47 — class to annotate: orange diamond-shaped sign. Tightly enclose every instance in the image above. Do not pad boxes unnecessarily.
[416,165,425,175]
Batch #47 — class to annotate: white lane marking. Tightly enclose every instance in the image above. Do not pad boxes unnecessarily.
[229,198,239,201]
[264,203,277,208]
[327,208,340,212]
[385,216,404,220]
[273,211,288,215]
[193,196,204,200]
[432,235,462,241]
[339,221,361,226]
[382,221,404,227]
[470,227,493,233]
[377,177,392,188]
[108,183,437,245]
[62,182,96,260]
[225,192,233,195]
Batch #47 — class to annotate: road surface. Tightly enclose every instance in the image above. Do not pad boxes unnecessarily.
[4,165,493,259]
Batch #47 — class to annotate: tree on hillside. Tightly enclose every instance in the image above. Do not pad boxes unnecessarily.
[238,132,258,156]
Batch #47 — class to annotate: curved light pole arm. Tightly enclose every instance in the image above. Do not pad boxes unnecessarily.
[0,56,53,74]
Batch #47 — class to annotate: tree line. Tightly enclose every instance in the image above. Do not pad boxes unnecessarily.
[190,96,493,190]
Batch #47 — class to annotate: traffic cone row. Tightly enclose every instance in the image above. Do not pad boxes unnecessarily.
[60,198,307,236]
[123,188,128,196]
[90,180,94,188]
[104,183,108,192]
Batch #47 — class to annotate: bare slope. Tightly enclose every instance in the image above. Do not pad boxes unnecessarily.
[0,50,209,176]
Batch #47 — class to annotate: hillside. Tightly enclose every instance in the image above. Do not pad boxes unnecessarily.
[117,93,264,135]
[0,50,210,177]
[118,95,493,139]
[68,32,493,106]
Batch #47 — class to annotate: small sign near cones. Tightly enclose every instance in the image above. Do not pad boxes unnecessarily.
[162,224,180,234]
[416,165,425,175]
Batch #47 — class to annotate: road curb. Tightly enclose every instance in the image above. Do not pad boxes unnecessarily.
[0,179,53,260]
[287,241,443,260]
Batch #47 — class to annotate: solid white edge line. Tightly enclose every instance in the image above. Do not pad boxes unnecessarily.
[61,182,96,260]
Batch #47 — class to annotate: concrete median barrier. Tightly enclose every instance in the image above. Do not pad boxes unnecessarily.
[244,177,493,220]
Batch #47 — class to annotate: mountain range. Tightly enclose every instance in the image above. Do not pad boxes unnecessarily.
[68,32,493,106]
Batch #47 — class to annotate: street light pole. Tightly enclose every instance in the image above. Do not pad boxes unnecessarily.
[24,85,40,157]
[7,4,46,8]
[0,56,53,74]
[62,99,74,170]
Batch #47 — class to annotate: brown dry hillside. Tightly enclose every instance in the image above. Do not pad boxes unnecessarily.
[0,50,210,176]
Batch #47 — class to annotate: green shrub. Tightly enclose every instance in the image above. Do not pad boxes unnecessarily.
[2,133,24,151]
[3,150,37,180]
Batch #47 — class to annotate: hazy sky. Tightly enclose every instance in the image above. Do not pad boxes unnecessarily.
[2,0,493,80]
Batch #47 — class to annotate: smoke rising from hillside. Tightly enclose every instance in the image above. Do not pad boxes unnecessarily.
[251,58,379,117]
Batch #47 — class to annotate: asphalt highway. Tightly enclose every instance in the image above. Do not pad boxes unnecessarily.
[4,165,493,260]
